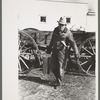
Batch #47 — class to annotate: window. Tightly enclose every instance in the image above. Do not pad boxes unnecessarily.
[40,16,46,23]
[66,18,71,23]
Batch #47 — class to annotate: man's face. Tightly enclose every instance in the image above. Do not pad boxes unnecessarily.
[59,23,66,31]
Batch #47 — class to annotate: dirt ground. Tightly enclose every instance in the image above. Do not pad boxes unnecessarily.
[18,68,96,100]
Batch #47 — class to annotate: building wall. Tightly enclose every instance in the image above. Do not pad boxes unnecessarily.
[50,0,96,12]
[86,15,97,32]
[18,0,88,31]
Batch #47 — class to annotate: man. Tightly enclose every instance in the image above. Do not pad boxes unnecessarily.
[47,16,79,86]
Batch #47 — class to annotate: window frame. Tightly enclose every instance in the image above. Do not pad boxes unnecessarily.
[66,17,71,24]
[39,15,47,23]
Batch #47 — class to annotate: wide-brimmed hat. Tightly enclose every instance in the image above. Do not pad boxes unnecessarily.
[57,16,67,25]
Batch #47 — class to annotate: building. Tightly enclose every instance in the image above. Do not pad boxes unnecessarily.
[18,0,97,32]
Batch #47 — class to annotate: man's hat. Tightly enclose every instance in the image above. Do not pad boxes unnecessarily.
[57,16,67,25]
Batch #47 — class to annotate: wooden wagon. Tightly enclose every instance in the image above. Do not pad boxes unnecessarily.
[18,28,95,76]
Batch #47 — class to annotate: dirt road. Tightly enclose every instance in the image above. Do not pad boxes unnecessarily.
[19,68,96,100]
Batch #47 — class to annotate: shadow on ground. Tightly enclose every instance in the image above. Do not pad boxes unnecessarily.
[19,75,58,88]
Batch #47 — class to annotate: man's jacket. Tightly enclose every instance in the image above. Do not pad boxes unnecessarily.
[47,26,79,55]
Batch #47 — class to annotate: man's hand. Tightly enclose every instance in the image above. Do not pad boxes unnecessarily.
[75,54,80,63]
[46,46,52,54]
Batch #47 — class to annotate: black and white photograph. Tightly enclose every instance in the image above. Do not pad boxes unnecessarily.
[2,0,98,100]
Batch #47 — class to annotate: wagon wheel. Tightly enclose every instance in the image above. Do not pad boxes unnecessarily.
[78,36,95,76]
[68,36,95,76]
[18,30,39,74]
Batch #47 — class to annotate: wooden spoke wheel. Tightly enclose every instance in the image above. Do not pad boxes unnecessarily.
[78,36,95,76]
[18,30,40,74]
[68,36,95,76]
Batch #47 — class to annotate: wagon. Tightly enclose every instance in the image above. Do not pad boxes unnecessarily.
[18,28,95,76]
